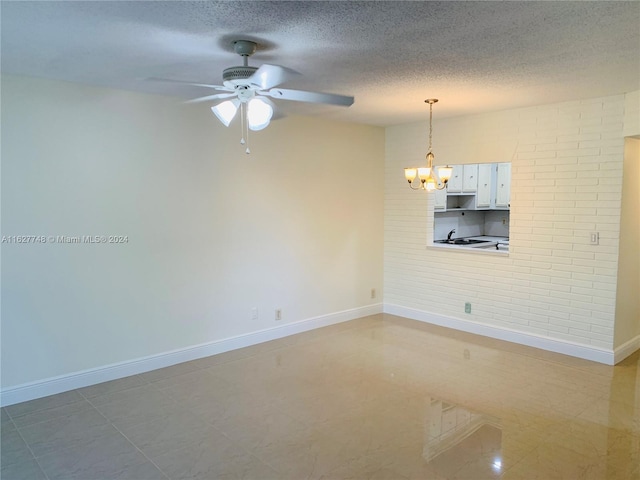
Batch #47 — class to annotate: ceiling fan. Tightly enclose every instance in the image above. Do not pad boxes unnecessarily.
[156,40,354,153]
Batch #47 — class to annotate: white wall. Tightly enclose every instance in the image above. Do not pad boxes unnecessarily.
[614,137,640,348]
[385,92,639,359]
[1,75,384,389]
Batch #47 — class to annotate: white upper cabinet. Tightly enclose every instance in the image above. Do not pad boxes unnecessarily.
[462,164,478,192]
[495,163,511,208]
[433,188,447,210]
[446,165,463,192]
[475,163,493,209]
[434,162,511,212]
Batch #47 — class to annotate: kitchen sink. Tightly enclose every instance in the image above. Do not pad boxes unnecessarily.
[434,238,488,245]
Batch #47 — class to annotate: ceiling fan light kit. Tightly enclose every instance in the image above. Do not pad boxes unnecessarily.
[404,99,453,191]
[246,97,273,131]
[167,39,354,154]
[211,99,240,126]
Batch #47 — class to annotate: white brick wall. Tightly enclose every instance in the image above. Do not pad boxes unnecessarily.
[385,92,638,352]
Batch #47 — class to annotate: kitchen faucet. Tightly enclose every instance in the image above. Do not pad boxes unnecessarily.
[447,229,456,241]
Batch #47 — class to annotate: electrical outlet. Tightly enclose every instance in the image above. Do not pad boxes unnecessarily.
[465,302,471,314]
[502,217,507,226]
[251,308,258,320]
[590,232,599,245]
[275,309,282,321]
[371,288,376,299]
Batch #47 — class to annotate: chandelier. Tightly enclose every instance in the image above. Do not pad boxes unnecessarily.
[404,99,452,191]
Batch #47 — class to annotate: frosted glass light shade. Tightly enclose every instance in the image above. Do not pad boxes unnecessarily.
[418,167,431,181]
[404,168,417,182]
[247,98,273,131]
[438,166,453,183]
[211,100,239,126]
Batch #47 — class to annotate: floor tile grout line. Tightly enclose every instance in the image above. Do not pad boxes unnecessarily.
[4,405,14,421]
[4,390,87,420]
[106,421,172,480]
[22,396,115,463]
[172,417,286,478]
[4,416,52,480]
[8,390,101,430]
[81,377,289,478]
[50,394,170,476]
[18,392,170,480]
[77,375,159,401]
[107,401,289,479]
[82,394,172,480]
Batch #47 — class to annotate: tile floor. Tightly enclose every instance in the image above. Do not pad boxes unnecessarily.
[1,314,639,479]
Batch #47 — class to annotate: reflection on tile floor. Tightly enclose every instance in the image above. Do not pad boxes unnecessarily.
[2,314,639,479]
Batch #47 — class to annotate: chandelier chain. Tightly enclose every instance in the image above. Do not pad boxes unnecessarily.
[429,102,433,153]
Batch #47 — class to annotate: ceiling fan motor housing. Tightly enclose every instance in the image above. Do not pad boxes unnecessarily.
[223,66,258,84]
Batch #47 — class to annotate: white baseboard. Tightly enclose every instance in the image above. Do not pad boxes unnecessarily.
[614,335,640,364]
[0,304,383,407]
[5,302,633,407]
[384,303,616,365]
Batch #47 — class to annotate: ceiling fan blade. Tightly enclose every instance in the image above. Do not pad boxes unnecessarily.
[184,92,236,104]
[264,88,354,107]
[146,77,229,91]
[247,64,300,90]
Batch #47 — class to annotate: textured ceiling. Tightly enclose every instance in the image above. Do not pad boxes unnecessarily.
[2,1,639,126]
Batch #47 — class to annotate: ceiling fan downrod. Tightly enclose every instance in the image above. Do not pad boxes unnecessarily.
[233,40,257,68]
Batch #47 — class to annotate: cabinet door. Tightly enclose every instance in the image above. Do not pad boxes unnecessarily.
[446,165,463,192]
[462,164,478,192]
[433,188,447,210]
[475,163,492,209]
[495,163,511,208]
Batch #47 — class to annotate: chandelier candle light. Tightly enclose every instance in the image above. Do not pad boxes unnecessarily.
[404,99,453,191]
